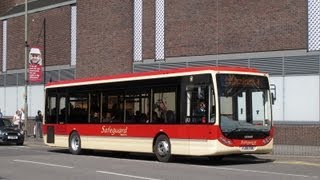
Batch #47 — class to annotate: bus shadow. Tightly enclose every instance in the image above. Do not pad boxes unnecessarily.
[174,154,274,166]
[49,149,274,166]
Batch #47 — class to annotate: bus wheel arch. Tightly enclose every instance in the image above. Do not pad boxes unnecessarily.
[69,131,82,155]
[153,133,172,162]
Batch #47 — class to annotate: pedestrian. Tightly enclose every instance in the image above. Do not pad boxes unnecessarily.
[0,108,3,118]
[33,110,43,138]
[19,108,25,127]
[12,110,21,128]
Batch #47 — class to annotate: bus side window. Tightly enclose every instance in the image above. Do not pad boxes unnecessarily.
[89,93,101,123]
[154,90,177,124]
[58,96,66,124]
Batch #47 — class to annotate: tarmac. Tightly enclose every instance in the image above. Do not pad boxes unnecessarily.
[24,136,320,157]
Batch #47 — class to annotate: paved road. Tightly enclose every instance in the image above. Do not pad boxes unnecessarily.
[0,140,319,180]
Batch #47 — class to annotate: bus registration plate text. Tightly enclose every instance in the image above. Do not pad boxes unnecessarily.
[240,146,257,152]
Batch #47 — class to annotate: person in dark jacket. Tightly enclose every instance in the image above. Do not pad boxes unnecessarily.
[33,110,43,138]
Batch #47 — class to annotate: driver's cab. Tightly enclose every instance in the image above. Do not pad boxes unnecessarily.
[183,74,215,124]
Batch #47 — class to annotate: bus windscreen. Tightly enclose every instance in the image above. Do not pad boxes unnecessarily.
[217,74,272,139]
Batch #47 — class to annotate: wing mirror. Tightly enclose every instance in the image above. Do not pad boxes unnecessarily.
[270,84,276,105]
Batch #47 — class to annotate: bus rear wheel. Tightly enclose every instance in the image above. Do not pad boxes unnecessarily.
[154,134,172,162]
[69,132,82,155]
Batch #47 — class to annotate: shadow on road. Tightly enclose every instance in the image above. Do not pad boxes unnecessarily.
[48,149,274,166]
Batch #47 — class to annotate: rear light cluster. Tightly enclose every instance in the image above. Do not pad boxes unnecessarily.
[262,136,272,145]
[218,136,234,146]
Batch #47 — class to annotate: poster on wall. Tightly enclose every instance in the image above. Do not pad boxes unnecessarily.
[28,47,42,83]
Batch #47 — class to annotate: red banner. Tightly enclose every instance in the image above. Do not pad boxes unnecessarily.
[28,47,43,83]
[29,64,42,82]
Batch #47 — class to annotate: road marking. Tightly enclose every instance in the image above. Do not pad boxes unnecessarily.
[187,165,319,179]
[0,146,30,149]
[96,170,162,180]
[14,159,74,169]
[275,161,320,167]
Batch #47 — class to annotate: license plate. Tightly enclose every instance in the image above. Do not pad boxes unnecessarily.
[8,136,18,140]
[240,146,256,152]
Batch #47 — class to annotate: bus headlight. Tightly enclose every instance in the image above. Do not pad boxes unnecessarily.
[218,136,234,146]
[262,136,272,145]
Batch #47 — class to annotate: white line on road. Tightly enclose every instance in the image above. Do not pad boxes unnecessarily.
[14,159,74,169]
[96,170,162,180]
[0,146,30,150]
[190,165,318,179]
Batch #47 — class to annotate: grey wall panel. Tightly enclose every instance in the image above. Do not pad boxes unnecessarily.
[250,57,283,75]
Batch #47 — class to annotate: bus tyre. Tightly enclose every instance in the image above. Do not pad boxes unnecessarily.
[154,135,172,162]
[69,132,82,155]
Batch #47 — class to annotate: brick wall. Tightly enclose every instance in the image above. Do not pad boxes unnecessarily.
[6,6,71,70]
[143,0,155,59]
[35,7,71,66]
[274,125,320,146]
[7,16,24,70]
[76,0,133,78]
[0,21,2,72]
[165,0,218,57]
[165,0,307,57]
[0,0,24,16]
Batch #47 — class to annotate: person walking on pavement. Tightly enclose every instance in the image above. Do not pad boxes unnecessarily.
[12,110,22,129]
[33,110,43,138]
[19,108,25,129]
[0,108,3,118]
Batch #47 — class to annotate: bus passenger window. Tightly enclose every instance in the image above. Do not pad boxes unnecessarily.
[58,96,66,124]
[69,94,89,123]
[89,93,101,123]
[154,89,177,124]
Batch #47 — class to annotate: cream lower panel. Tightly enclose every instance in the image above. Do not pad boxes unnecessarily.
[44,135,273,156]
[44,135,191,155]
[170,139,189,155]
[43,135,69,148]
[81,136,154,153]
[189,139,274,156]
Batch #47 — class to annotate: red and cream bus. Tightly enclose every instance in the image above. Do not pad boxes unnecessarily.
[43,66,274,162]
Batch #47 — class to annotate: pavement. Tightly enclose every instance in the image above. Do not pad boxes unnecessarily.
[24,136,45,146]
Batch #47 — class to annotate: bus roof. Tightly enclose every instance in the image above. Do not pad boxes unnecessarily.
[46,66,260,88]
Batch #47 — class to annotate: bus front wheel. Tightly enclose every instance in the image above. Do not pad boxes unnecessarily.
[69,132,82,155]
[154,134,172,162]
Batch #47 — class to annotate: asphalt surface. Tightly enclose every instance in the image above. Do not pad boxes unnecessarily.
[0,137,319,180]
[25,136,320,156]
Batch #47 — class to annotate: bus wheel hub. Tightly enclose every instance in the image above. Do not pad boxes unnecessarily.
[157,140,169,156]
